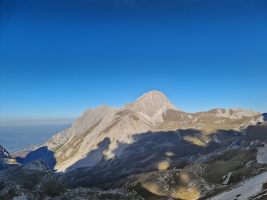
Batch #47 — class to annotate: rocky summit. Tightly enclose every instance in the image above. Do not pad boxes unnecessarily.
[1,91,267,200]
[42,90,263,172]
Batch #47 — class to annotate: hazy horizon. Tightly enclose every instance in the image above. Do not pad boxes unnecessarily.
[0,123,71,152]
[0,89,266,125]
[0,118,74,126]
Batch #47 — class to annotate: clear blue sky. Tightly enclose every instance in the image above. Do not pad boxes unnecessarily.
[0,0,267,121]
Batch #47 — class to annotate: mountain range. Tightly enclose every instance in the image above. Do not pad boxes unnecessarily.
[1,90,267,200]
[44,91,263,172]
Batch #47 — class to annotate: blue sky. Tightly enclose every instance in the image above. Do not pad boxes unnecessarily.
[0,0,267,121]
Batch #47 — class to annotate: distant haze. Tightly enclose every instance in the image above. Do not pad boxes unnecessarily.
[0,122,72,152]
[0,118,74,127]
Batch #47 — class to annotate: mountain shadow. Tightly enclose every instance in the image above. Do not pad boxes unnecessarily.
[67,138,111,171]
[244,122,267,141]
[63,128,242,188]
[16,146,56,169]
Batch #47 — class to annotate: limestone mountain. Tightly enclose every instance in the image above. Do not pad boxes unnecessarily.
[2,91,267,200]
[35,90,264,172]
[125,90,177,124]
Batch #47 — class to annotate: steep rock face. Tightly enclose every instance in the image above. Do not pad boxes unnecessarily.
[44,106,117,151]
[52,108,154,171]
[29,91,263,172]
[0,145,18,170]
[125,90,177,124]
[45,91,178,172]
[0,145,11,159]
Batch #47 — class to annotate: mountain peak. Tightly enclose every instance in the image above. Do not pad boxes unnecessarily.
[137,90,175,108]
[136,90,169,101]
[125,90,177,124]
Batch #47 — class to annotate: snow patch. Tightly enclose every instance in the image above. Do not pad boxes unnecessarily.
[223,172,233,185]
[210,171,267,200]
[257,144,267,164]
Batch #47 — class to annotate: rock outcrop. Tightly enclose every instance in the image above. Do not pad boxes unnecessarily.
[0,145,18,170]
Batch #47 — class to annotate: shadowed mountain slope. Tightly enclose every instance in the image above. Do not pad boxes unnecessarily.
[21,91,264,173]
[3,91,267,199]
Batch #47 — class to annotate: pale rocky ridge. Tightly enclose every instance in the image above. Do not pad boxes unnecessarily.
[40,90,263,172]
[1,91,267,200]
[212,108,260,119]
[125,90,177,124]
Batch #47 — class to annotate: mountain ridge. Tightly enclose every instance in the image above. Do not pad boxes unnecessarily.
[2,91,267,200]
[38,90,264,172]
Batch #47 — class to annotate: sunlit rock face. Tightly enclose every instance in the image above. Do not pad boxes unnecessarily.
[44,90,180,172]
[7,91,266,200]
[125,90,177,124]
[28,90,262,173]
[212,108,260,119]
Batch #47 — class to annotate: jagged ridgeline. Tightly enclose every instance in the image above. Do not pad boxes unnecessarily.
[43,91,264,172]
[1,91,266,200]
